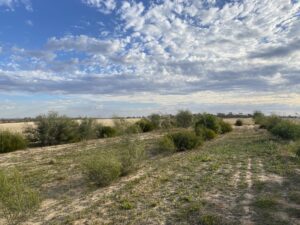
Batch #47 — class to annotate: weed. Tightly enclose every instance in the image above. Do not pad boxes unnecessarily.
[0,169,40,225]
[253,196,278,209]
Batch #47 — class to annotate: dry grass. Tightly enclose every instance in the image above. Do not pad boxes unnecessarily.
[0,126,299,224]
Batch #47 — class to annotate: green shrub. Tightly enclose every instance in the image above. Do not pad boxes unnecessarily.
[78,118,96,140]
[260,115,282,130]
[161,116,175,129]
[83,155,121,187]
[113,118,131,135]
[157,136,176,154]
[96,125,117,138]
[219,120,233,134]
[235,119,243,126]
[253,111,266,125]
[296,144,300,157]
[25,112,80,146]
[148,114,161,129]
[169,131,201,151]
[135,119,155,132]
[0,170,40,224]
[195,113,220,133]
[175,110,193,128]
[125,124,142,134]
[270,120,300,140]
[0,131,27,153]
[116,139,145,176]
[195,126,217,140]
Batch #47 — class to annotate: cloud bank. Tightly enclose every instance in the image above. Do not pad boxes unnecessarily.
[1,0,300,116]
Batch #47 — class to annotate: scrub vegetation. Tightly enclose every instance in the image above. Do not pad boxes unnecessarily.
[0,110,299,224]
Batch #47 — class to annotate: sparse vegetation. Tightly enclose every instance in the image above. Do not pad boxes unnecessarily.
[0,111,299,224]
[0,131,27,153]
[0,170,40,225]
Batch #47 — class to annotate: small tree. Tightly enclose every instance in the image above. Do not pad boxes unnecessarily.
[148,114,161,129]
[175,110,193,128]
[78,118,96,140]
[195,113,220,133]
[25,112,80,146]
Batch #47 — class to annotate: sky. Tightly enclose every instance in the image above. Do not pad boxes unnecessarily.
[0,0,300,118]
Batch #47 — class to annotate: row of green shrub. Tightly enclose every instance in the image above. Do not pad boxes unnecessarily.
[82,139,145,187]
[1,110,232,153]
[158,114,233,154]
[253,111,300,141]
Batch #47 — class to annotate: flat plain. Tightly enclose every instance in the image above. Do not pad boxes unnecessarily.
[0,122,299,225]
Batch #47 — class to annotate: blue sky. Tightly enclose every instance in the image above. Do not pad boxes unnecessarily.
[0,0,300,118]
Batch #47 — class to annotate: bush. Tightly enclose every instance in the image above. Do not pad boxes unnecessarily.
[78,118,96,140]
[270,120,300,140]
[195,113,220,133]
[96,125,117,138]
[169,131,201,151]
[125,124,142,134]
[195,125,217,140]
[157,136,176,154]
[83,155,121,187]
[113,118,131,135]
[253,111,266,125]
[116,139,145,176]
[235,119,243,126]
[219,120,233,134]
[296,147,300,158]
[256,115,282,130]
[25,112,80,146]
[0,170,40,224]
[148,114,161,129]
[136,119,155,132]
[161,116,175,129]
[0,131,27,153]
[175,110,193,128]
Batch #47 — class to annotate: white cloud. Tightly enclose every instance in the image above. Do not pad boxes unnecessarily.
[0,0,32,11]
[25,19,33,26]
[1,0,300,116]
[82,0,116,14]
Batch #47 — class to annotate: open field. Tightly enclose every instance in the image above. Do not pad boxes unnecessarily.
[0,125,299,225]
